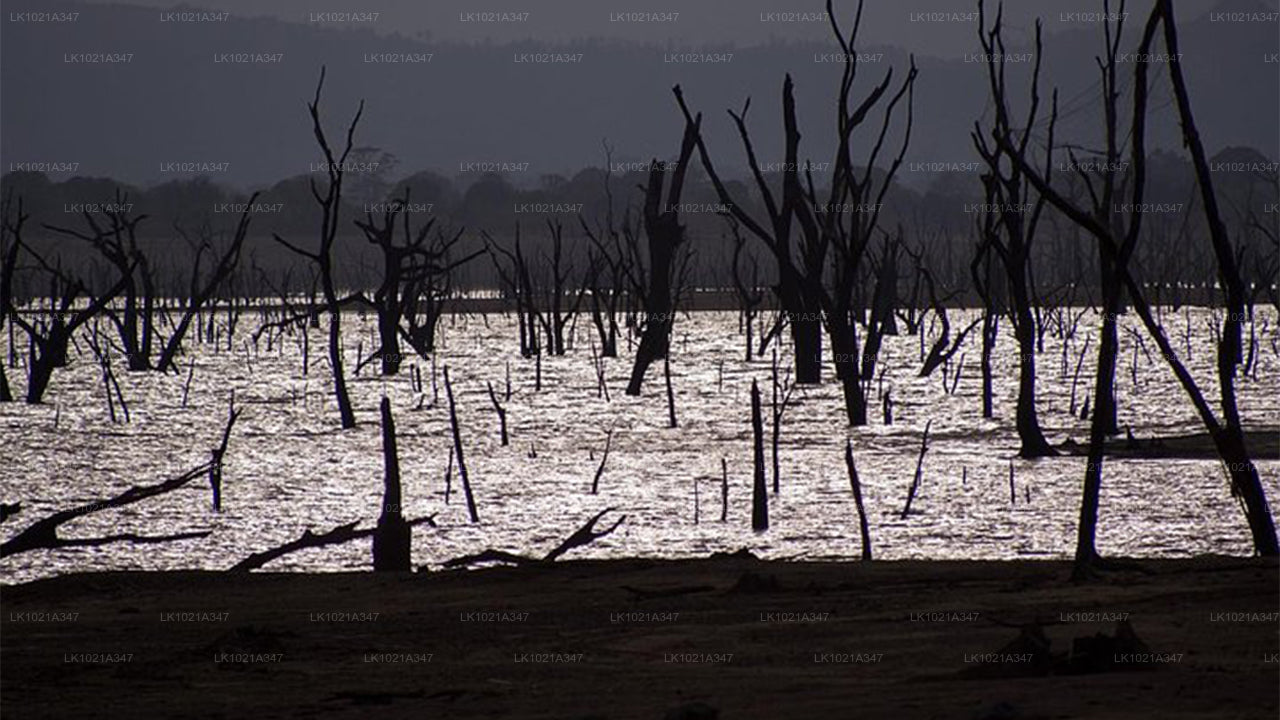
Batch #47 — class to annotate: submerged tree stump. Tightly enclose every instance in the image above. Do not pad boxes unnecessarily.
[373,397,411,571]
[846,440,872,561]
[751,379,768,532]
[444,366,480,523]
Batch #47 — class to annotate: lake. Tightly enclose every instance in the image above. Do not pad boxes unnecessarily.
[1,306,1276,583]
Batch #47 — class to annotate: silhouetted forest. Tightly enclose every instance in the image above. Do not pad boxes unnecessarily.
[2,142,1276,304]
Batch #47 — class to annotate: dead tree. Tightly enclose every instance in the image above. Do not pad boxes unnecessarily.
[402,223,478,357]
[485,380,509,445]
[971,193,1004,419]
[798,197,915,427]
[625,109,701,395]
[682,3,917,425]
[770,348,796,493]
[915,264,979,378]
[663,357,678,428]
[0,193,20,401]
[750,379,768,531]
[994,1,1277,566]
[373,397,411,571]
[443,366,479,522]
[986,2,1155,571]
[803,108,918,425]
[1244,169,1279,315]
[845,440,872,561]
[729,220,765,361]
[900,420,932,518]
[273,67,362,429]
[583,233,627,358]
[720,458,729,522]
[45,192,155,371]
[85,328,129,423]
[591,428,613,494]
[1152,0,1269,556]
[356,193,479,374]
[485,225,542,358]
[355,198,417,376]
[578,146,638,358]
[157,197,258,373]
[2,408,240,557]
[543,509,626,561]
[675,79,823,385]
[972,6,1058,456]
[4,204,132,404]
[1147,0,1276,556]
[535,219,588,356]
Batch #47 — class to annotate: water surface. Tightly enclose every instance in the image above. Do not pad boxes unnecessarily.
[1,307,1276,583]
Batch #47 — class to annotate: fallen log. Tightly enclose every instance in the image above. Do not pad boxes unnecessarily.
[2,409,240,558]
[442,507,625,569]
[230,515,436,572]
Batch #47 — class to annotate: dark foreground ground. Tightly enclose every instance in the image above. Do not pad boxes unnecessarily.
[2,556,1277,719]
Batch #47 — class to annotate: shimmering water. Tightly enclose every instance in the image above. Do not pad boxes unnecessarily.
[1,307,1277,583]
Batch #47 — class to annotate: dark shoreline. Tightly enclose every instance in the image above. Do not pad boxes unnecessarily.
[3,556,1276,719]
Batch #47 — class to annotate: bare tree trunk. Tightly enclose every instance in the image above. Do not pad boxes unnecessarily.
[1075,278,1124,575]
[324,272,356,429]
[674,79,823,386]
[0,197,15,403]
[158,199,257,373]
[25,334,63,404]
[900,420,932,518]
[591,429,613,495]
[829,316,868,426]
[790,307,823,385]
[721,457,729,522]
[972,12,1057,456]
[663,357,677,428]
[751,379,768,532]
[1093,261,1122,437]
[626,113,700,396]
[845,440,872,561]
[1012,286,1056,457]
[486,380,509,446]
[1158,0,1277,555]
[980,313,996,418]
[373,397,411,571]
[273,68,362,429]
[6,202,132,405]
[444,366,479,523]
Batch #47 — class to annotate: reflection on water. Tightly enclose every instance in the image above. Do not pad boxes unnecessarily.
[1,307,1276,582]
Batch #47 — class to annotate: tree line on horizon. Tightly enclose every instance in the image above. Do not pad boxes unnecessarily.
[1,136,1275,304]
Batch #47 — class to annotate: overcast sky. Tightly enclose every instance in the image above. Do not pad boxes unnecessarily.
[76,0,1234,57]
[8,0,1273,186]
